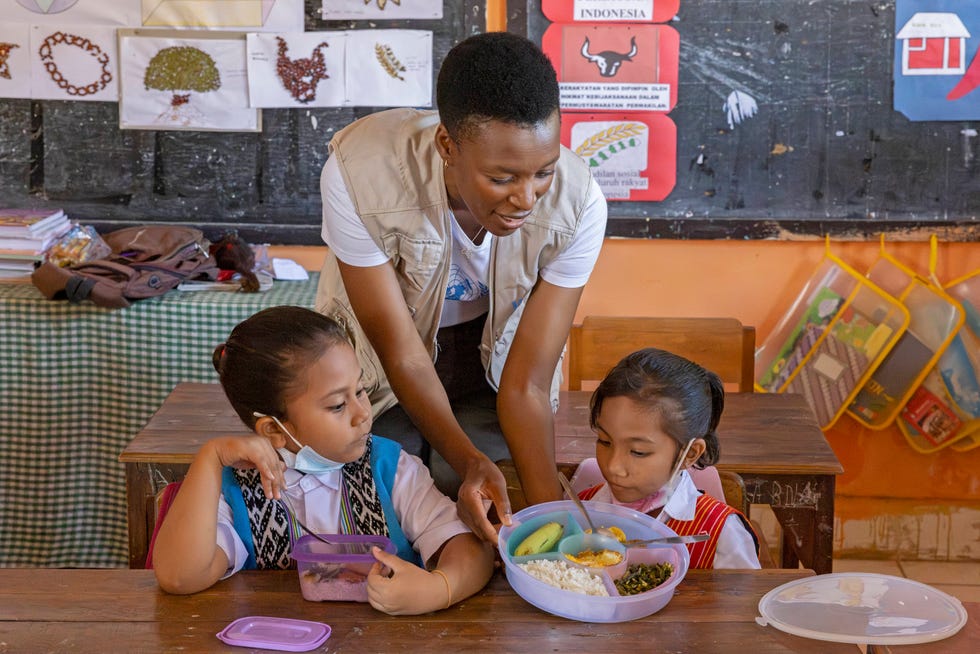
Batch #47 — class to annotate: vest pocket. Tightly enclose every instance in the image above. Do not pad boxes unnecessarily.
[380,233,441,293]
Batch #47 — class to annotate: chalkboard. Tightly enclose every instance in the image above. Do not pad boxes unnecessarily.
[510,0,980,240]
[0,2,485,245]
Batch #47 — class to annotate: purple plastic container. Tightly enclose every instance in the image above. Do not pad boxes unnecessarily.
[216,616,330,651]
[290,534,395,602]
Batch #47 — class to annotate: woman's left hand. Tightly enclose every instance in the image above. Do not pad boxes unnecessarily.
[366,548,448,615]
[456,454,511,542]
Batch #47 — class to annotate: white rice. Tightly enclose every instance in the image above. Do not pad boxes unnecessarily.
[517,559,609,596]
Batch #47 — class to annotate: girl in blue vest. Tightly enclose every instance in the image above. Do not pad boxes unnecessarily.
[571,348,761,569]
[152,306,494,614]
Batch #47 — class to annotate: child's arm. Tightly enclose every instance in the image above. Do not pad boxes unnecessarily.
[365,533,494,615]
[714,515,762,569]
[152,435,286,594]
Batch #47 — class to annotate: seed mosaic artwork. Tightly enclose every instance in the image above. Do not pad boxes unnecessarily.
[375,43,406,81]
[38,31,113,96]
[275,37,330,103]
[0,43,19,80]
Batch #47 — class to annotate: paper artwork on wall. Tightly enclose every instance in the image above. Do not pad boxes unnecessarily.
[0,23,31,99]
[321,0,442,21]
[346,30,432,107]
[247,29,431,108]
[562,112,676,201]
[894,0,980,120]
[142,0,304,31]
[11,0,141,26]
[29,25,118,101]
[541,0,679,23]
[246,32,344,107]
[118,29,260,131]
[541,22,678,112]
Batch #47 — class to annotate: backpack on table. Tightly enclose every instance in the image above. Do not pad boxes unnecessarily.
[32,225,219,308]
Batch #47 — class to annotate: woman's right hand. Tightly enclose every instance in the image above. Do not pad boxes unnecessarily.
[455,454,511,542]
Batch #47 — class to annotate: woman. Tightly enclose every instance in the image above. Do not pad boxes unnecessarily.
[316,32,608,540]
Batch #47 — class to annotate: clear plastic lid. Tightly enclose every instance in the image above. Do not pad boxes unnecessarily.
[216,616,331,651]
[757,573,967,645]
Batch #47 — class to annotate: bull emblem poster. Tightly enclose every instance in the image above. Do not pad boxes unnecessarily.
[541,23,678,112]
[894,0,980,120]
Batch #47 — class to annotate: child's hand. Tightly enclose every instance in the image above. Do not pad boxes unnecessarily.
[366,547,450,615]
[209,435,286,500]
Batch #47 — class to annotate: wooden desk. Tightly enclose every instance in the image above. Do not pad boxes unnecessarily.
[555,390,843,575]
[121,385,843,574]
[0,568,875,653]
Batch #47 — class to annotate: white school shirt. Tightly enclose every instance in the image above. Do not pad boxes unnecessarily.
[216,449,470,577]
[579,470,761,570]
[320,155,608,327]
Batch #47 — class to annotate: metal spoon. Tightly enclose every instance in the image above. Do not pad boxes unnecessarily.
[279,493,337,545]
[623,533,710,547]
[557,471,617,539]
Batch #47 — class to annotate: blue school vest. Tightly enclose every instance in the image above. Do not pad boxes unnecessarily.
[221,436,420,569]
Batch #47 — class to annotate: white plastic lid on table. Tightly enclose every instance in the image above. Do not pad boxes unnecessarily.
[756,573,967,645]
[216,616,331,651]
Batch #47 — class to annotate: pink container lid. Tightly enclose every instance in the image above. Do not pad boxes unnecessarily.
[216,616,331,651]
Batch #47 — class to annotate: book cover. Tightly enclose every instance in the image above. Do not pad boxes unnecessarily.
[0,221,71,252]
[849,331,934,423]
[0,208,66,236]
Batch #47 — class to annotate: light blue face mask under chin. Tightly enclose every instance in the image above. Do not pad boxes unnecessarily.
[253,411,345,475]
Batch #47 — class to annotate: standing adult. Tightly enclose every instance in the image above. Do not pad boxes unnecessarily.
[316,32,607,540]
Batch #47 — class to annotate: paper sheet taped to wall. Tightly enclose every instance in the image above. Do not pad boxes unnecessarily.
[143,0,276,28]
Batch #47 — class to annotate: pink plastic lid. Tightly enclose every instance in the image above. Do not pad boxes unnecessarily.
[216,616,331,651]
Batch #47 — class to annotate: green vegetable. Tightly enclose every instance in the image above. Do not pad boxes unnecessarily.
[614,562,674,595]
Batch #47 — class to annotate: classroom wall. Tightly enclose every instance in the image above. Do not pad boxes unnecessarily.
[273,238,980,561]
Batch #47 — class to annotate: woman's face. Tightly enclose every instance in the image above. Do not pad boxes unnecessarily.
[593,396,683,504]
[440,111,561,236]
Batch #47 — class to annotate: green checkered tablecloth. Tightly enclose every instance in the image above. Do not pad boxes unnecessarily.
[0,275,319,568]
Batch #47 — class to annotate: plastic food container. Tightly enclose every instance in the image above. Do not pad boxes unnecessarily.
[216,616,331,651]
[290,534,395,602]
[498,500,690,623]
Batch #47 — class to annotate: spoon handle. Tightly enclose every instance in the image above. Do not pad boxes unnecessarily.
[279,494,336,545]
[556,471,599,533]
[623,533,710,547]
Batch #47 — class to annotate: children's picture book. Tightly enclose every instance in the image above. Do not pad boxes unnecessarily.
[849,331,935,423]
[758,286,843,391]
[901,384,963,446]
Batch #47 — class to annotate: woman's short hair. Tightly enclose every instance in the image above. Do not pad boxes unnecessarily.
[436,31,560,140]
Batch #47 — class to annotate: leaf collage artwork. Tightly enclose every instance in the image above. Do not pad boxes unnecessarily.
[2,0,435,131]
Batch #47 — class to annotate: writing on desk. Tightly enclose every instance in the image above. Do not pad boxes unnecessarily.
[745,479,823,509]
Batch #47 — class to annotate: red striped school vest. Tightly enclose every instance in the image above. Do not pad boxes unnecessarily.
[578,485,757,569]
[666,493,749,569]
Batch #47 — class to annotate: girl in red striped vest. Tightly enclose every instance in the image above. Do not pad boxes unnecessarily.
[571,348,761,569]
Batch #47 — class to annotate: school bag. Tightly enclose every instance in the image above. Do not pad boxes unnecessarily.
[31,225,219,308]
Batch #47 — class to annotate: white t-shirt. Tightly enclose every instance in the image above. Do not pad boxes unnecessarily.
[320,155,607,327]
[216,448,469,577]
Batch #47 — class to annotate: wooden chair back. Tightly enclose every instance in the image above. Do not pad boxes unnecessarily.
[567,316,756,392]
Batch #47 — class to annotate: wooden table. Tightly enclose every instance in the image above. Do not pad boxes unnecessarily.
[555,390,843,575]
[121,385,842,573]
[0,568,881,653]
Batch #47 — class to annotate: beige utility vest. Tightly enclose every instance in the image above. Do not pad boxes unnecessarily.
[316,109,595,417]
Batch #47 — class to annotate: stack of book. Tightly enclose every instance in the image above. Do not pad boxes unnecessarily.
[0,208,70,280]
